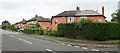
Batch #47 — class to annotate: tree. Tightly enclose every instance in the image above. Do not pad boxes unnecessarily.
[27,23,41,29]
[115,10,120,23]
[112,10,120,23]
[2,20,11,26]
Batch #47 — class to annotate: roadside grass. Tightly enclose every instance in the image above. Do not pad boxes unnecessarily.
[45,36,85,43]
[45,35,120,45]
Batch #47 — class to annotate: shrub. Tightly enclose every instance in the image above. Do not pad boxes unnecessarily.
[48,30,59,37]
[23,28,43,35]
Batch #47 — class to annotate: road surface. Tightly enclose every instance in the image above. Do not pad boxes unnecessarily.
[1,29,119,53]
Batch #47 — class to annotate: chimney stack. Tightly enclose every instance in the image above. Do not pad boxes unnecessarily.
[76,6,80,11]
[76,6,80,14]
[102,6,104,16]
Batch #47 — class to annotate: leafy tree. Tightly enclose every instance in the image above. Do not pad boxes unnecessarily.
[112,10,120,23]
[2,20,11,26]
[115,10,120,23]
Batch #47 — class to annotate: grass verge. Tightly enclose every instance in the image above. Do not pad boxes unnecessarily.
[45,36,120,45]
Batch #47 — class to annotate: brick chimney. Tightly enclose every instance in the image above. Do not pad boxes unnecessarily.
[102,6,104,16]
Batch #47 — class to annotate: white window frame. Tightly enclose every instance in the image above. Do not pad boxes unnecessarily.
[62,17,65,20]
[67,17,74,22]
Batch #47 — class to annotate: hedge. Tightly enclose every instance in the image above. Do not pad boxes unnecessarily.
[23,28,43,35]
[58,23,82,39]
[58,23,120,41]
[1,25,18,31]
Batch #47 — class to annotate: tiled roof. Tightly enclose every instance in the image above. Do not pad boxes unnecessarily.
[53,10,104,17]
[15,19,27,25]
[21,19,27,24]
[28,16,50,22]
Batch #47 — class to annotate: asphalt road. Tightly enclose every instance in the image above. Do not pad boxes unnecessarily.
[1,29,119,53]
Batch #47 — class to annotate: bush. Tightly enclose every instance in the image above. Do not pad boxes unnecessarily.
[9,25,18,31]
[23,28,43,35]
[1,26,7,30]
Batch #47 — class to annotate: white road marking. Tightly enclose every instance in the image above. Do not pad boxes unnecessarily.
[61,43,65,44]
[74,46,79,48]
[67,44,72,46]
[82,47,88,49]
[0,49,1,53]
[91,49,100,51]
[46,49,56,53]
[46,49,53,51]
[10,35,14,37]
[17,38,32,44]
[18,38,22,40]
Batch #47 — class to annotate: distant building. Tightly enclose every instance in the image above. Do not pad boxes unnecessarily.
[14,15,51,29]
[14,19,27,28]
[27,15,51,29]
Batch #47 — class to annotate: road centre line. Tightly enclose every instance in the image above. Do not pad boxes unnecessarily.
[82,47,88,49]
[74,46,80,48]
[10,35,14,37]
[46,49,53,52]
[17,38,32,44]
[91,49,100,51]
[46,49,56,53]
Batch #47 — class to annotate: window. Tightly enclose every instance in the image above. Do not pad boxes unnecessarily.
[67,17,74,22]
[80,16,87,19]
[54,20,58,25]
[62,17,65,20]
[97,19,102,23]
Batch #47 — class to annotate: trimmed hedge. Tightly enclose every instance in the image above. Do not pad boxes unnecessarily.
[58,23,120,41]
[58,23,82,39]
[23,28,43,35]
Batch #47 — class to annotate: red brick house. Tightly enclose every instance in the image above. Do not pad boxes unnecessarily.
[15,19,27,28]
[51,6,106,30]
[27,15,51,29]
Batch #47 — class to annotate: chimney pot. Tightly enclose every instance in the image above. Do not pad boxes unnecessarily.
[102,6,104,16]
[35,15,38,18]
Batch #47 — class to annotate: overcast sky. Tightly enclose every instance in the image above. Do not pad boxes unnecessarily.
[0,0,119,24]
